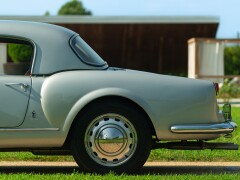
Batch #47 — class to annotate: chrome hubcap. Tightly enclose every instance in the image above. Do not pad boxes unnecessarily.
[84,114,137,167]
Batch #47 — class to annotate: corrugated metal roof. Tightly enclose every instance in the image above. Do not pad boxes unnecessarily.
[0,16,219,24]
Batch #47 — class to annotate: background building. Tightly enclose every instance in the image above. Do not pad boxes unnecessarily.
[0,16,219,75]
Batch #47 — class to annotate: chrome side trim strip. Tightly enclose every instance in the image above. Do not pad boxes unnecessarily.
[170,122,237,134]
[0,128,59,132]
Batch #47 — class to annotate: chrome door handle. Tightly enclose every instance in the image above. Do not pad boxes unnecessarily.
[5,83,30,92]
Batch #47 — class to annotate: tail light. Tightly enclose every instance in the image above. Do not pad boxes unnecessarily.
[214,83,219,95]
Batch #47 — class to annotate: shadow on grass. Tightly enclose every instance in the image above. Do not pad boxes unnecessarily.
[140,165,240,175]
[0,165,239,175]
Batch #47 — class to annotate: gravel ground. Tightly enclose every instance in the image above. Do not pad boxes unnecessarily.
[145,161,240,166]
[0,161,239,167]
[0,161,239,174]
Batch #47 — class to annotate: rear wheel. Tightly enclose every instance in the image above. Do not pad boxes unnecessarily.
[71,100,152,173]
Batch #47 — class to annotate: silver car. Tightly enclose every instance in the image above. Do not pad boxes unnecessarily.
[0,20,237,173]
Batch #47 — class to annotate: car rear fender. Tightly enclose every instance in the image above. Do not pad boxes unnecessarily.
[62,87,158,134]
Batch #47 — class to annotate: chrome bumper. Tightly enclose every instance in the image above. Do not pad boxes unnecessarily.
[170,121,237,134]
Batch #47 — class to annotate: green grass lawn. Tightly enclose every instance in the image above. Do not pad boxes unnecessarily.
[0,173,239,180]
[0,107,239,162]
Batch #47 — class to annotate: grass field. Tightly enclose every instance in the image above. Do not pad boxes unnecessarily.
[0,173,238,180]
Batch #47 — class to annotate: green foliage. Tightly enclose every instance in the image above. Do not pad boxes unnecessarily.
[218,79,240,98]
[44,11,50,16]
[8,44,32,63]
[58,0,91,15]
[224,46,240,75]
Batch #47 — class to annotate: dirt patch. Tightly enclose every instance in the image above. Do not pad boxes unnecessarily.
[0,161,239,167]
[145,161,240,166]
[0,161,239,174]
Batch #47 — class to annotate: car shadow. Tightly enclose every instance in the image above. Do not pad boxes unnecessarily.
[0,165,239,175]
[0,166,79,174]
[139,165,240,175]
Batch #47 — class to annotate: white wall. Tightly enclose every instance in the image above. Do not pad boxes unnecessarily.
[197,41,224,83]
[188,41,196,79]
[188,39,224,83]
[0,43,7,74]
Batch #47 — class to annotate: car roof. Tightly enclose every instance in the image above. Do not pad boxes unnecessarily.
[0,20,107,75]
[0,20,75,38]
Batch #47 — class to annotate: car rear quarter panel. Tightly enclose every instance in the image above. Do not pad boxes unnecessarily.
[41,70,221,141]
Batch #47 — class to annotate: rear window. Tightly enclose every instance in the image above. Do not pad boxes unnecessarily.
[70,35,107,67]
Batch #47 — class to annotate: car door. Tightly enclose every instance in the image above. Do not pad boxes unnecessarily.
[0,75,31,127]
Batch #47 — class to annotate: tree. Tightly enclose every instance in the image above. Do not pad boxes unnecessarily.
[44,11,50,16]
[224,46,240,75]
[58,0,91,15]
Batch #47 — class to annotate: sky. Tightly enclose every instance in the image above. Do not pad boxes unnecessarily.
[0,0,239,38]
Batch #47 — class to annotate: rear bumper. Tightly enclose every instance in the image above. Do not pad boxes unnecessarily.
[170,121,237,134]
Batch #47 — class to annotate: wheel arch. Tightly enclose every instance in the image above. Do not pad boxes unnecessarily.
[63,94,157,147]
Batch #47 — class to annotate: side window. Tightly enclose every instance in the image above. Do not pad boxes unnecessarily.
[0,37,34,76]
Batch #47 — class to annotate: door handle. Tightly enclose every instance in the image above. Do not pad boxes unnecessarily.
[5,83,30,92]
